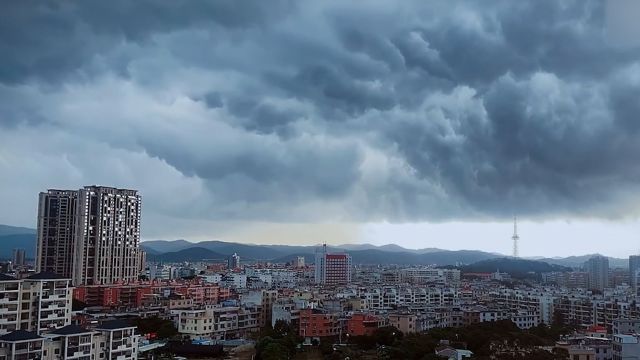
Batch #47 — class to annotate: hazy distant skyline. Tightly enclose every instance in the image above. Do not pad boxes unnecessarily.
[2,1,640,257]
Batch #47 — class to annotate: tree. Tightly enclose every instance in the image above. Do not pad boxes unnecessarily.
[254,321,302,360]
[72,299,87,311]
[261,342,289,360]
[372,326,403,346]
[133,316,177,339]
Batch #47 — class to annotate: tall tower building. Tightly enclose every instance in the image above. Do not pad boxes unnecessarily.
[315,244,352,285]
[630,255,640,295]
[585,255,609,291]
[36,190,79,278]
[36,186,142,285]
[12,249,26,267]
[228,253,240,269]
[512,216,520,258]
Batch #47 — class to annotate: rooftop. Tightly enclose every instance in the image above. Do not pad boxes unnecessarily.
[0,273,17,281]
[96,320,135,330]
[50,325,93,336]
[26,272,68,280]
[0,330,42,342]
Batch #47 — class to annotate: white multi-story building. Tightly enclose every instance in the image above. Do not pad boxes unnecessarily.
[0,273,72,335]
[0,319,140,360]
[171,305,260,339]
[613,334,640,359]
[223,274,247,289]
[271,300,300,327]
[0,321,140,360]
[200,274,223,284]
[400,268,461,285]
[95,321,139,360]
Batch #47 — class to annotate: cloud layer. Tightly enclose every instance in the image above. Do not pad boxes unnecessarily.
[2,0,640,238]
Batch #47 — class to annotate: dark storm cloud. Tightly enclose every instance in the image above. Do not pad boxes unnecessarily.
[0,0,294,83]
[2,0,640,225]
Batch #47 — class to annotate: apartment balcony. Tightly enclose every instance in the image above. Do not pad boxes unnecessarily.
[112,340,133,351]
[42,303,67,310]
[68,349,92,358]
[0,297,19,304]
[40,295,64,302]
[117,343,134,351]
[43,312,66,319]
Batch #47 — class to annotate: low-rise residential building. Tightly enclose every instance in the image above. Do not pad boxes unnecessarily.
[388,313,418,334]
[613,334,640,359]
[0,273,72,336]
[0,321,141,360]
[171,305,260,339]
[346,313,384,336]
[0,330,44,360]
[298,309,340,339]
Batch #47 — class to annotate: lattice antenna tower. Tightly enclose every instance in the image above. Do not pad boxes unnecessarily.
[512,216,520,258]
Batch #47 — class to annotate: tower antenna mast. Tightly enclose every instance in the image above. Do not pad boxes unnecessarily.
[512,216,520,258]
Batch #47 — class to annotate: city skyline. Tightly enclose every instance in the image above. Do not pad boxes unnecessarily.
[3,1,640,258]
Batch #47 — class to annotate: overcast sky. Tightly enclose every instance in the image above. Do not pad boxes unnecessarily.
[2,1,640,257]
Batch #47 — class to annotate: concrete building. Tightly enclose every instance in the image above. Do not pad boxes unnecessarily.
[388,313,418,334]
[0,330,45,360]
[36,190,79,279]
[12,249,25,267]
[227,253,240,270]
[36,186,142,286]
[554,343,596,360]
[241,290,277,328]
[298,309,340,339]
[271,300,300,328]
[629,255,640,295]
[613,319,640,335]
[94,321,139,360]
[586,256,609,291]
[400,268,461,285]
[0,321,140,360]
[171,305,259,339]
[613,334,640,359]
[314,245,351,285]
[0,273,72,335]
[224,274,247,289]
[346,313,384,336]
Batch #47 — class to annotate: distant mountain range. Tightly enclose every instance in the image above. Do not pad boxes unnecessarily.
[140,238,632,268]
[459,258,572,279]
[537,255,629,269]
[0,223,632,268]
[0,224,36,237]
[0,224,37,259]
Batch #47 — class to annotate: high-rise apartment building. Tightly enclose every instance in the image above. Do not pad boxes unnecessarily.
[585,255,609,291]
[36,190,79,279]
[11,249,25,267]
[36,186,142,285]
[630,255,640,295]
[228,253,240,269]
[314,244,352,285]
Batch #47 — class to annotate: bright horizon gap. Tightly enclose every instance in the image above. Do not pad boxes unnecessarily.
[140,219,640,259]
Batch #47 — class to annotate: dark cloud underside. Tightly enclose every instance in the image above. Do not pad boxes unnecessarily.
[2,0,640,230]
